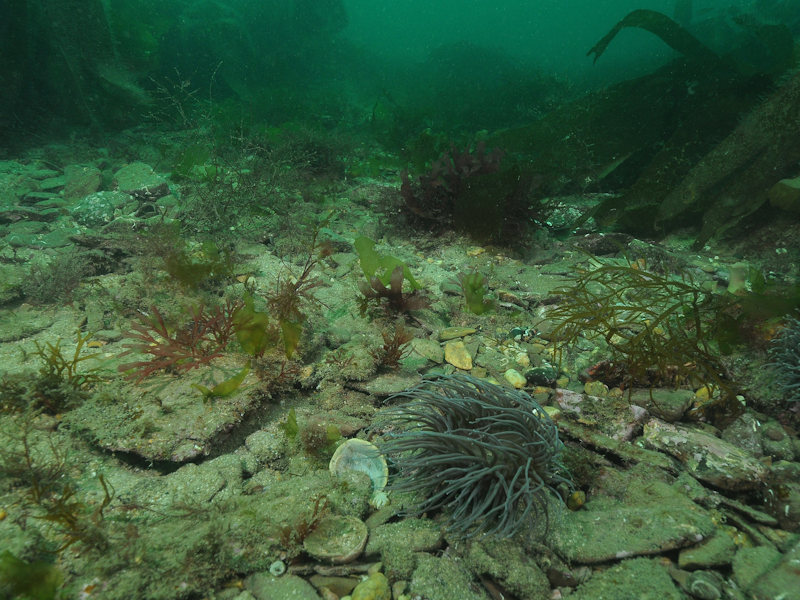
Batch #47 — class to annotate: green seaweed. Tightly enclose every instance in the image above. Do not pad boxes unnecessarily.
[233,293,278,358]
[162,238,236,290]
[279,319,304,359]
[173,143,212,181]
[458,271,495,315]
[280,407,299,440]
[192,364,251,399]
[0,550,62,600]
[354,236,421,290]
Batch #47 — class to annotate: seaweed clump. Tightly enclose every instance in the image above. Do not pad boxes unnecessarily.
[0,330,102,414]
[118,301,242,382]
[768,315,800,404]
[376,373,571,538]
[0,416,112,554]
[400,142,532,241]
[371,323,414,371]
[354,236,430,317]
[547,256,742,422]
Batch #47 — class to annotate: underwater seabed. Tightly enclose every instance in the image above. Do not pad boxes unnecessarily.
[1,135,800,600]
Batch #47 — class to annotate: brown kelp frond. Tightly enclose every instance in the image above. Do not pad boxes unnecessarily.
[547,255,741,421]
[587,9,720,65]
[33,330,102,391]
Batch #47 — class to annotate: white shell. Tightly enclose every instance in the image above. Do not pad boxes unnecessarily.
[329,439,389,507]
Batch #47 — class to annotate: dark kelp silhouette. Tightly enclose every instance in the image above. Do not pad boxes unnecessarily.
[587,9,721,66]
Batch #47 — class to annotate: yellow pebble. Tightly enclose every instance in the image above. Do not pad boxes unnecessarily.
[444,341,473,370]
[567,490,586,511]
[503,368,527,389]
[351,573,391,600]
[584,380,609,397]
[695,385,712,401]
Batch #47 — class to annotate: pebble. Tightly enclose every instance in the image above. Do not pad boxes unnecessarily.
[269,560,286,577]
[504,368,527,389]
[439,327,477,341]
[350,572,391,600]
[584,380,609,397]
[444,340,473,370]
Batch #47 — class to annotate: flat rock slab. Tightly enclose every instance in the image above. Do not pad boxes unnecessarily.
[245,573,322,600]
[551,491,715,564]
[347,372,422,399]
[0,306,55,342]
[464,538,551,600]
[366,518,443,557]
[411,553,490,600]
[113,162,169,200]
[642,418,768,490]
[570,557,684,600]
[64,369,266,462]
[746,538,800,600]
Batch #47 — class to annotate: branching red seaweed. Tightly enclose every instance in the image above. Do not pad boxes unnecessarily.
[118,300,243,381]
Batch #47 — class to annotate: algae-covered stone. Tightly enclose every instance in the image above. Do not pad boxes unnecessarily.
[366,518,443,557]
[439,327,477,341]
[0,263,23,305]
[63,375,263,463]
[350,572,390,600]
[526,364,558,386]
[245,573,321,600]
[583,379,609,397]
[630,389,694,422]
[309,575,358,597]
[412,337,444,364]
[410,553,490,600]
[732,545,782,590]
[503,368,526,389]
[352,372,422,399]
[570,557,683,600]
[245,429,286,465]
[741,538,800,600]
[464,538,550,600]
[63,164,102,199]
[365,518,442,578]
[678,530,737,569]
[768,176,800,213]
[643,418,768,490]
[163,462,227,505]
[721,412,763,457]
[72,190,129,227]
[550,479,715,564]
[0,305,55,342]
[113,162,169,199]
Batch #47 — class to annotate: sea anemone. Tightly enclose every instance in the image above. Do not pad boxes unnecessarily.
[768,315,800,403]
[376,373,572,538]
